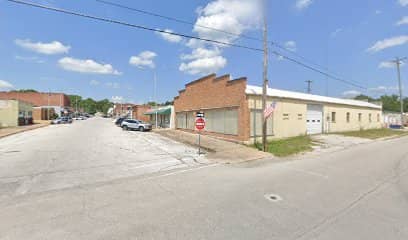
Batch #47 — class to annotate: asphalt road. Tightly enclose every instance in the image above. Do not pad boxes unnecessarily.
[0,117,208,198]
[1,118,408,239]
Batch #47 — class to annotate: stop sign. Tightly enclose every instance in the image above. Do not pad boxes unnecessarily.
[195,117,205,130]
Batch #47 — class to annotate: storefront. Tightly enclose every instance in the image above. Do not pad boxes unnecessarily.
[144,106,174,129]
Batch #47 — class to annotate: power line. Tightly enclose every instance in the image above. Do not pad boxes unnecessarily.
[6,0,367,90]
[6,0,263,52]
[271,51,367,89]
[95,0,333,72]
[96,0,363,91]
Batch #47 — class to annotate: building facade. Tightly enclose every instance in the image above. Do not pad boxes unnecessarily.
[174,74,383,143]
[132,105,151,122]
[0,100,33,127]
[144,106,175,129]
[0,92,70,117]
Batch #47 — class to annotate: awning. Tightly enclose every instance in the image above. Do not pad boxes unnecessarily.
[144,107,171,115]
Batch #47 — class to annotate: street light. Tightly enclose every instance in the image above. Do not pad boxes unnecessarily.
[137,67,158,129]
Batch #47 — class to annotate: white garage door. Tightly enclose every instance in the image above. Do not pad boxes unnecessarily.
[307,104,323,135]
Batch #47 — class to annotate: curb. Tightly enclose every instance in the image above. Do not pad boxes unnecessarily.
[0,124,49,139]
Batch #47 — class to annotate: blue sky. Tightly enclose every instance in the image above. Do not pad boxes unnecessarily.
[0,0,407,103]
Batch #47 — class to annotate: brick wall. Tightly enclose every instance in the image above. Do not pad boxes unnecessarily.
[174,74,250,142]
[132,105,151,122]
[0,92,70,107]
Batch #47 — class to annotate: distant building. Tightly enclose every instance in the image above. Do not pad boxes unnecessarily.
[174,74,383,143]
[132,105,151,122]
[0,100,33,127]
[113,103,135,117]
[0,91,70,117]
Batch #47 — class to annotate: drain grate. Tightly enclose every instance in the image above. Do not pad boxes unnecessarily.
[264,194,283,202]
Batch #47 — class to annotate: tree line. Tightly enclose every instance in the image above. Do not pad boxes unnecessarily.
[68,95,113,114]
[354,94,408,113]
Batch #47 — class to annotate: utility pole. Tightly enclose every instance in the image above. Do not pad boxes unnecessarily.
[306,80,313,94]
[47,91,50,120]
[261,0,269,152]
[391,57,406,128]
[154,72,158,129]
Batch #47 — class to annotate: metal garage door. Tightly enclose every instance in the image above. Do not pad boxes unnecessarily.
[307,104,323,135]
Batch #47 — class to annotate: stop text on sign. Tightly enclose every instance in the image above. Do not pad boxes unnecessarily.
[195,117,205,130]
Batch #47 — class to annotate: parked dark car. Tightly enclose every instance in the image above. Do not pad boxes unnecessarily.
[61,117,73,124]
[115,117,126,126]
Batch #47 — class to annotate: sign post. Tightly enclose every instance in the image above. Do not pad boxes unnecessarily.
[195,112,205,155]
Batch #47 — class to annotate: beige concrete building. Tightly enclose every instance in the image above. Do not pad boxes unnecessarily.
[174,74,383,143]
[0,100,33,127]
[247,86,383,142]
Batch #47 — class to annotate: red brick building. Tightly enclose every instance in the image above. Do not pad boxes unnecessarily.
[132,105,151,122]
[174,74,250,142]
[174,73,383,143]
[0,92,70,107]
[113,103,151,121]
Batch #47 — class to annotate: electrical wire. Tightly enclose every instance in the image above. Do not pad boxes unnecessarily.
[6,0,263,52]
[95,0,363,88]
[271,51,366,89]
[6,0,367,90]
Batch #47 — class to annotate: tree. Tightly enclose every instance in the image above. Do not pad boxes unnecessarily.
[380,95,400,112]
[11,89,38,93]
[354,94,375,102]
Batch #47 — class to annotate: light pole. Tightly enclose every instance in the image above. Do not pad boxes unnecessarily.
[137,67,158,128]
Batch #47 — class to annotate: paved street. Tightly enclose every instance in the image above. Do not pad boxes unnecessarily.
[1,119,408,239]
[0,118,208,198]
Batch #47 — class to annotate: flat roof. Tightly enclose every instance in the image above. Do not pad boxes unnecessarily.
[246,85,382,110]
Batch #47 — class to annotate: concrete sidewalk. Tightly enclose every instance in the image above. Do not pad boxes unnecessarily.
[156,130,272,163]
[0,124,49,139]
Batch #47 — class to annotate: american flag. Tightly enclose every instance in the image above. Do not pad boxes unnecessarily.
[264,102,277,119]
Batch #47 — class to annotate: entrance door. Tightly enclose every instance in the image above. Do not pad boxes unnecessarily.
[306,104,323,135]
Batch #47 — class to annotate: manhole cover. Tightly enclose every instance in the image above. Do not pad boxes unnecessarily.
[264,194,283,202]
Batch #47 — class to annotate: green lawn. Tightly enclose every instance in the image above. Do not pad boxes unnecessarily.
[336,128,408,139]
[254,135,315,157]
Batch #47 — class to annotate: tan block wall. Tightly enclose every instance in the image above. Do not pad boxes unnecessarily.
[248,96,307,140]
[323,105,382,132]
[248,95,383,140]
[0,100,18,127]
[174,74,250,141]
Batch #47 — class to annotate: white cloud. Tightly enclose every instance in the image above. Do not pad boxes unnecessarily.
[15,39,70,55]
[180,0,260,75]
[192,0,261,44]
[399,0,408,7]
[330,28,343,38]
[58,57,121,75]
[157,29,183,43]
[0,80,14,89]
[396,16,408,26]
[179,55,227,75]
[129,51,157,69]
[89,80,100,86]
[379,61,405,69]
[105,82,120,89]
[15,55,45,64]
[111,96,124,103]
[181,47,221,60]
[369,86,400,95]
[375,10,382,15]
[367,35,408,53]
[284,41,297,52]
[295,0,313,10]
[342,90,361,98]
